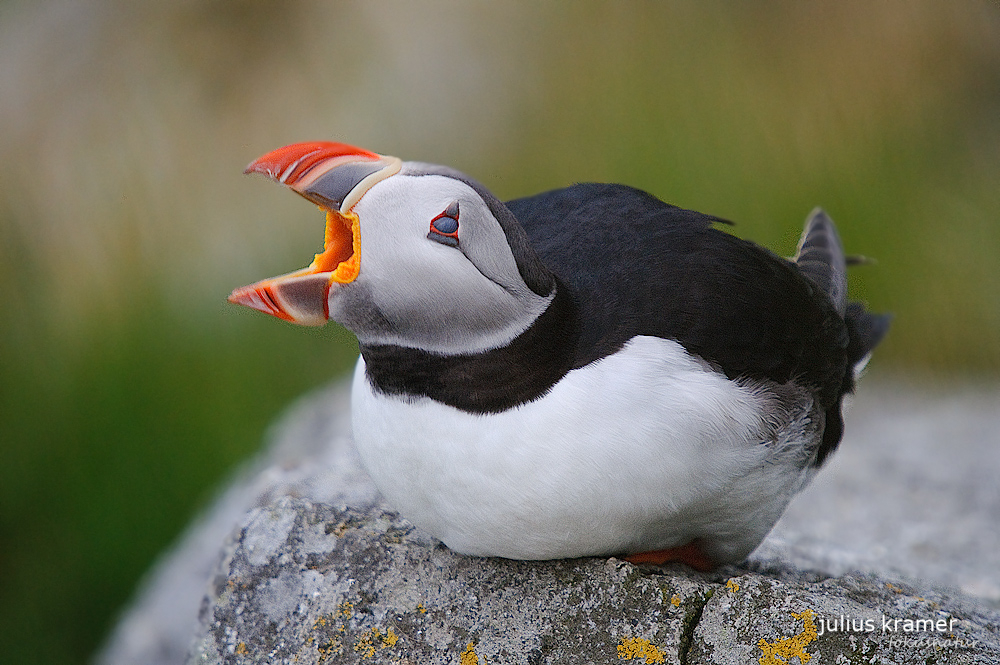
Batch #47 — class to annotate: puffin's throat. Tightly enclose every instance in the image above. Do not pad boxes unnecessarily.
[226,208,359,325]
[310,209,360,284]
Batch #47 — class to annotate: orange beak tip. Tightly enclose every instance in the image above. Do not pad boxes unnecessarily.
[227,283,293,321]
[244,141,382,185]
[227,272,332,327]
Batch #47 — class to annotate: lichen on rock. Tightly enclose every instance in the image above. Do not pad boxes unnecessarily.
[184,497,1000,665]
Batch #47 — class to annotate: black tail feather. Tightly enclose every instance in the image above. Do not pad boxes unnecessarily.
[795,209,891,466]
[794,208,848,316]
[845,302,893,369]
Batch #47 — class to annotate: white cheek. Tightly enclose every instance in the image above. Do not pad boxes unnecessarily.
[346,176,551,353]
[358,205,500,307]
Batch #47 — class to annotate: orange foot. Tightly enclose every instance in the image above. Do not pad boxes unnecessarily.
[624,541,716,572]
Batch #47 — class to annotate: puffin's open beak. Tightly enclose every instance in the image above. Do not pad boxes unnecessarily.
[228,141,401,325]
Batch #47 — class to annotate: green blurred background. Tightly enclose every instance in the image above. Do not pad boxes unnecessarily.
[1,1,998,662]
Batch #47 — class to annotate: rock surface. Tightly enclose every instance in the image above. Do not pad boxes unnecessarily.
[186,497,999,665]
[96,380,1000,664]
[758,382,1000,601]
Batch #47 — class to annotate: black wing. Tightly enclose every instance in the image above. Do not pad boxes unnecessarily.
[507,183,851,413]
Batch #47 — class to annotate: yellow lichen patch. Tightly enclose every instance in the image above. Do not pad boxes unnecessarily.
[353,628,398,659]
[235,642,248,655]
[353,631,376,659]
[338,601,353,618]
[617,637,666,664]
[316,637,342,663]
[460,641,486,665]
[757,609,818,665]
[417,603,427,613]
[671,595,682,607]
[726,579,740,593]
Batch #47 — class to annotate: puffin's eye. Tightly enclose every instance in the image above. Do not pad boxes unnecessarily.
[432,216,458,234]
[427,201,460,247]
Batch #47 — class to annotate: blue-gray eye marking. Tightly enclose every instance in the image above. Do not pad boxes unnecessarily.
[428,201,460,247]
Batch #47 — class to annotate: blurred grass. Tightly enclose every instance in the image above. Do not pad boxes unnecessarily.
[0,1,998,663]
[0,280,358,662]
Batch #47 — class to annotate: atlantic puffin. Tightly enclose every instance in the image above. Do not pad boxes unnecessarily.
[229,141,890,570]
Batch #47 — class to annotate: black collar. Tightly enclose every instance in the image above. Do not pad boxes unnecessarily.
[360,282,579,414]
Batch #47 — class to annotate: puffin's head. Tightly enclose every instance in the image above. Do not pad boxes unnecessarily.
[229,141,554,354]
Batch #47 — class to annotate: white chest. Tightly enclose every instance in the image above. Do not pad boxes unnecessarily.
[350,336,813,562]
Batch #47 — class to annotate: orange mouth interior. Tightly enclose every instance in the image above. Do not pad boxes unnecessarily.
[309,209,360,284]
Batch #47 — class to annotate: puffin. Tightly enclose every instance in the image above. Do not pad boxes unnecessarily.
[229,141,890,570]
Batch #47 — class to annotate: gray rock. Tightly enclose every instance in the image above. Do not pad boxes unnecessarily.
[755,381,1000,602]
[691,571,1000,664]
[187,497,715,665]
[96,380,1000,664]
[185,497,999,664]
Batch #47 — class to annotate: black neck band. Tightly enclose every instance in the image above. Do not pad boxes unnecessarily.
[360,283,579,414]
